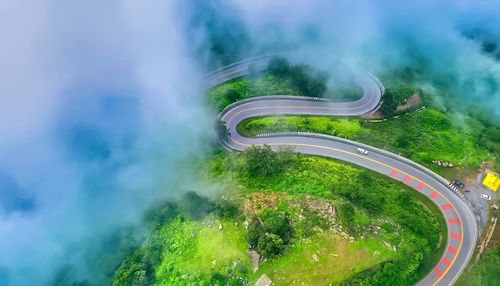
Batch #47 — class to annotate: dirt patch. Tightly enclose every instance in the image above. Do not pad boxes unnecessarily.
[243,192,286,215]
[243,192,337,225]
[396,94,422,112]
[293,195,336,224]
[487,213,500,249]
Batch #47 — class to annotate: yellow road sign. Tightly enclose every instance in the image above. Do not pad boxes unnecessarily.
[483,172,500,191]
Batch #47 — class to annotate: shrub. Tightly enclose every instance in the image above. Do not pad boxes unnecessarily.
[257,233,285,258]
[246,209,293,258]
[179,192,215,220]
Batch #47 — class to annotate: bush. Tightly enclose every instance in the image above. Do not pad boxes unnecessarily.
[257,233,285,258]
[214,199,240,219]
[246,209,293,258]
[179,191,215,220]
[338,202,355,230]
[243,145,296,177]
[260,209,293,243]
[267,56,328,97]
[268,57,291,76]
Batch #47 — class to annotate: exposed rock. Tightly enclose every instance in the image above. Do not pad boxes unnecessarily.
[255,274,272,286]
[433,160,455,168]
[249,250,261,273]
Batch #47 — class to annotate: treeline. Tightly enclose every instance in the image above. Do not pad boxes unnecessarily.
[267,57,329,98]
[112,192,242,286]
[213,57,329,109]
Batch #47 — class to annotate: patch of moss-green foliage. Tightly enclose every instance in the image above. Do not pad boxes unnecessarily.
[209,146,445,285]
[267,56,328,98]
[246,209,293,258]
[207,57,329,111]
[379,87,424,116]
[113,194,251,286]
[207,76,299,111]
[153,218,250,285]
[252,234,393,285]
[112,145,445,285]
[237,106,499,172]
[459,247,500,286]
[360,107,495,171]
[238,116,362,139]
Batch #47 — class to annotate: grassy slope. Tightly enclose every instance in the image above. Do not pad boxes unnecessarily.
[207,76,363,112]
[251,234,392,285]
[210,151,445,285]
[113,150,445,285]
[207,76,300,111]
[154,217,251,285]
[237,107,496,174]
[459,248,500,286]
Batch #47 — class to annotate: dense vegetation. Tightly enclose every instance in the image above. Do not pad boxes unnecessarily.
[207,57,332,111]
[379,87,424,116]
[108,60,500,285]
[267,57,328,98]
[459,248,500,286]
[237,105,500,174]
[213,147,444,284]
[246,209,293,258]
[109,145,445,285]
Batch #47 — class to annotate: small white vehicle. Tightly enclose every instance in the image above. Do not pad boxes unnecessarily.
[480,193,492,201]
[357,147,369,155]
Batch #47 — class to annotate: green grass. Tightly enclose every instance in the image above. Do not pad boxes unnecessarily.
[237,116,362,139]
[154,217,251,285]
[237,107,498,174]
[207,75,364,111]
[113,149,446,285]
[210,150,445,284]
[459,248,500,286]
[251,234,393,285]
[207,76,300,111]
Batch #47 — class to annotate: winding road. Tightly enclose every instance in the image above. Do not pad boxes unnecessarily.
[209,56,477,286]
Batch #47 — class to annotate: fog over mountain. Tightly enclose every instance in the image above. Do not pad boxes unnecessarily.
[0,1,211,285]
[0,1,499,285]
[226,0,500,116]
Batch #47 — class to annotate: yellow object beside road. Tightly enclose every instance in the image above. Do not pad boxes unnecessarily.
[483,172,500,191]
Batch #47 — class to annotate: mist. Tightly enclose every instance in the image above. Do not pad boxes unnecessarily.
[226,0,500,117]
[0,1,212,285]
[1,1,500,285]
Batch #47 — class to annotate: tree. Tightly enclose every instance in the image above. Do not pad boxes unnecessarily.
[246,218,263,249]
[379,89,398,116]
[246,210,293,258]
[257,233,285,258]
[244,145,280,177]
[225,88,240,103]
[243,145,296,178]
[179,191,214,220]
[267,57,290,77]
[261,209,293,243]
[214,199,240,219]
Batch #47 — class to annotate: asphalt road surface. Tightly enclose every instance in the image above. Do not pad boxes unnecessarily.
[209,57,478,286]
